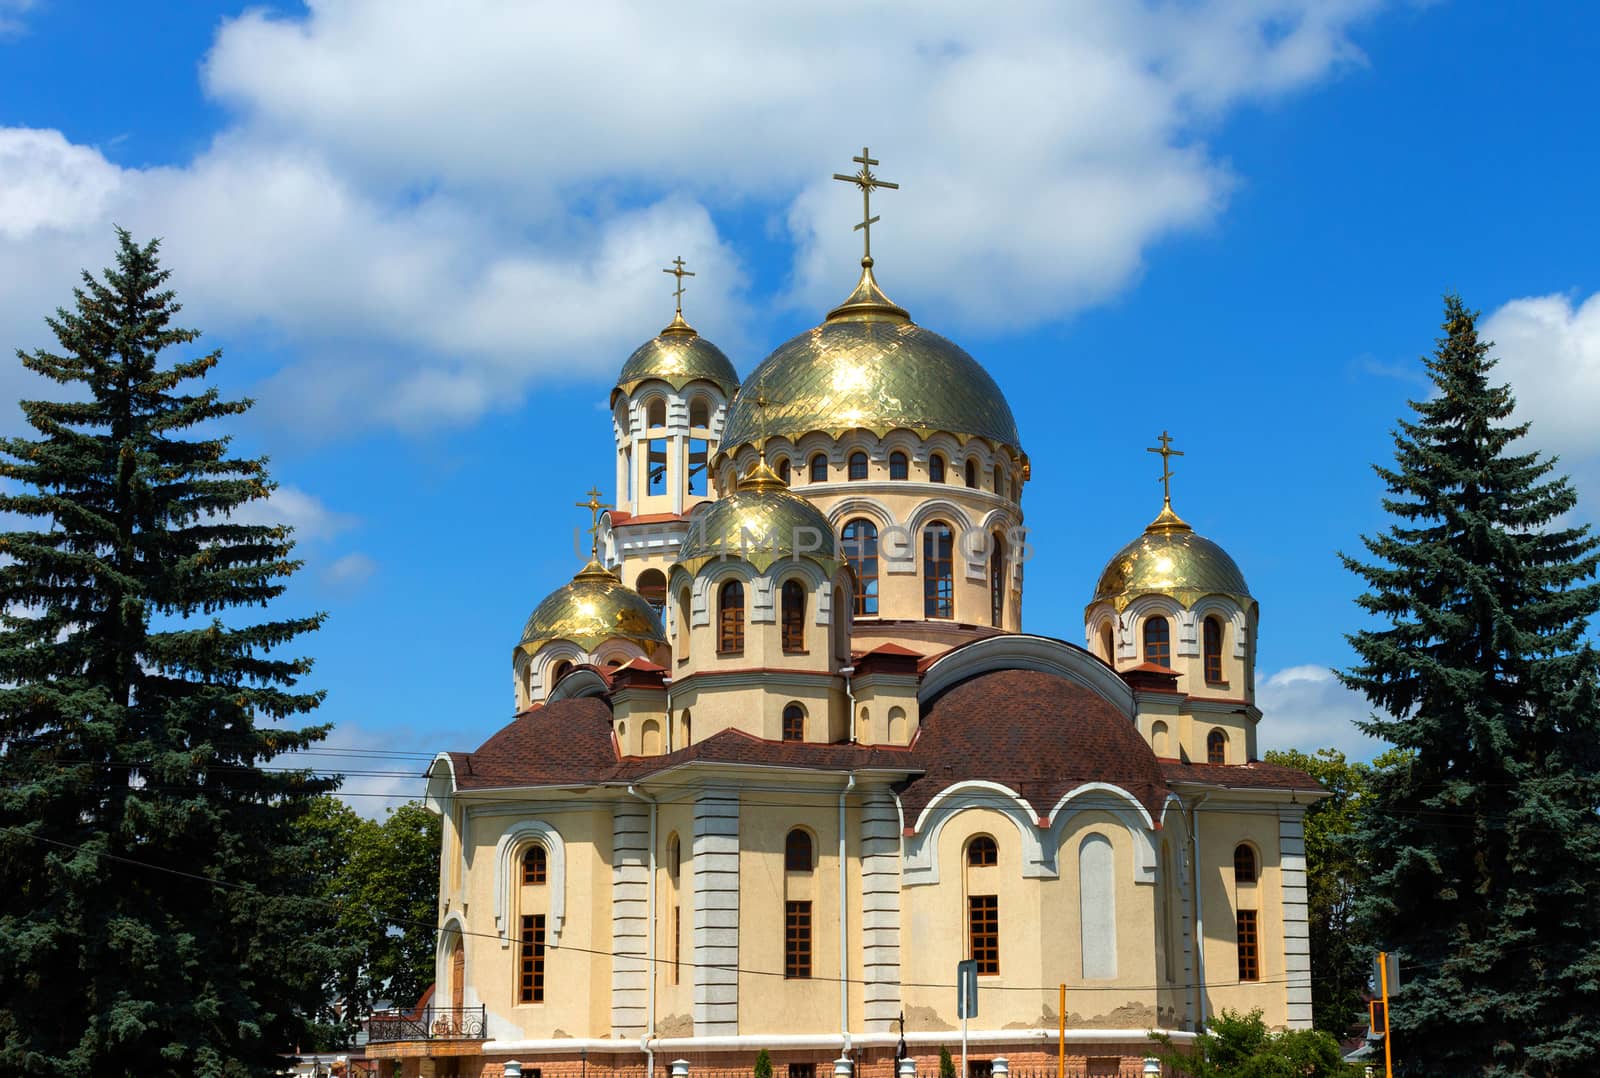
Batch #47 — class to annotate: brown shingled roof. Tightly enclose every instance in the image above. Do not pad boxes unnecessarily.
[1160,759,1323,793]
[898,668,1168,823]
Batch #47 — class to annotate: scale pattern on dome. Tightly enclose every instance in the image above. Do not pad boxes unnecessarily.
[519,563,667,654]
[677,484,842,576]
[615,332,739,399]
[1090,528,1252,613]
[716,320,1021,456]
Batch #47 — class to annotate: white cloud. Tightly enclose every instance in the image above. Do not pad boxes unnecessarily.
[227,485,356,542]
[282,722,432,820]
[0,0,34,38]
[1480,291,1600,516]
[322,551,377,590]
[1257,664,1388,761]
[1,0,1391,432]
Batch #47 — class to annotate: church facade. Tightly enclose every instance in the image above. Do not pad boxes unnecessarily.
[376,154,1322,1078]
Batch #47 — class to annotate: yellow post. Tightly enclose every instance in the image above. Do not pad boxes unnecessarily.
[1379,950,1394,1078]
[1058,983,1066,1078]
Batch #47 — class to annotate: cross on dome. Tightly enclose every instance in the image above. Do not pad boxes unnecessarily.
[1147,430,1184,508]
[833,146,899,266]
[663,256,694,317]
[575,485,612,561]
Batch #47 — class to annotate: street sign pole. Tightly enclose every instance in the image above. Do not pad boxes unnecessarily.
[1378,951,1396,1078]
[1057,984,1066,1078]
[956,960,978,1078]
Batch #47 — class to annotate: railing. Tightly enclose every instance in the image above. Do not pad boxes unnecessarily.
[365,1004,487,1043]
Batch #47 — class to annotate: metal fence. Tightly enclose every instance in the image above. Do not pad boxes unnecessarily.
[364,1004,487,1043]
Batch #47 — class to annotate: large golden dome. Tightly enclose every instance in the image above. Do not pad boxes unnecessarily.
[518,561,666,655]
[715,265,1021,460]
[677,462,842,575]
[1090,505,1252,612]
[613,314,739,402]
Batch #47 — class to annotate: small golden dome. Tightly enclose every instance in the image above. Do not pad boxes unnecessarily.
[613,315,739,402]
[518,561,666,655]
[715,264,1021,461]
[1090,505,1252,612]
[677,462,841,575]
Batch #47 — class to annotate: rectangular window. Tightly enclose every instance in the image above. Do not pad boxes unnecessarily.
[785,900,812,979]
[520,914,546,1003]
[968,894,999,975]
[1236,909,1259,982]
[671,905,681,985]
[789,1066,816,1078]
[647,438,668,497]
[968,1062,994,1078]
[688,437,708,496]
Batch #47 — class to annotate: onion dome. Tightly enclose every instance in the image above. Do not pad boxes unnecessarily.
[1089,503,1251,613]
[518,561,667,655]
[612,311,739,403]
[714,262,1022,460]
[676,460,842,575]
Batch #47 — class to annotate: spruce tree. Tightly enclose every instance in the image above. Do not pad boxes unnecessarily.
[1342,295,1600,1076]
[0,230,341,1075]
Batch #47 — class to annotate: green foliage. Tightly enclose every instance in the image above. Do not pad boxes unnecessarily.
[754,1048,774,1078]
[939,1045,955,1078]
[1342,295,1600,1075]
[299,795,442,1041]
[0,230,338,1074]
[1149,1008,1350,1077]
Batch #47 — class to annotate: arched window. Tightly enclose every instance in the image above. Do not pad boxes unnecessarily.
[841,518,879,616]
[1099,623,1115,664]
[848,451,869,481]
[680,708,691,747]
[964,459,978,488]
[776,458,791,484]
[782,703,805,742]
[677,586,692,657]
[1234,843,1257,884]
[523,844,547,885]
[889,451,909,480]
[967,835,998,867]
[781,579,806,652]
[923,522,954,619]
[1204,616,1225,684]
[667,833,681,882]
[1080,833,1117,979]
[993,464,1003,493]
[689,398,709,427]
[1143,616,1171,667]
[1207,728,1228,764]
[717,580,744,653]
[810,453,828,482]
[929,454,946,483]
[785,828,814,872]
[550,660,572,685]
[637,568,666,616]
[988,532,1006,628]
[646,398,666,428]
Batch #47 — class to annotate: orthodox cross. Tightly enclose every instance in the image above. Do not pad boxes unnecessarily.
[832,146,899,264]
[663,256,694,317]
[576,485,612,560]
[1147,431,1184,506]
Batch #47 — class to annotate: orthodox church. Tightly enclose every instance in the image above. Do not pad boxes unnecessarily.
[383,152,1322,1078]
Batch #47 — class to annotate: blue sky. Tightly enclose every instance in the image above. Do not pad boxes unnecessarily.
[4,1,1599,812]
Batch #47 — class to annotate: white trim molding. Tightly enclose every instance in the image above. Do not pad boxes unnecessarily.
[492,819,568,948]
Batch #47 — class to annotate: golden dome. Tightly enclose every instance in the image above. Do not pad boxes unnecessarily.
[677,462,842,575]
[613,314,739,402]
[518,561,666,655]
[1089,504,1252,612]
[714,264,1022,460]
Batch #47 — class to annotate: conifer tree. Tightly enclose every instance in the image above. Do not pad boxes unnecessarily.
[0,230,341,1074]
[1342,295,1600,1075]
